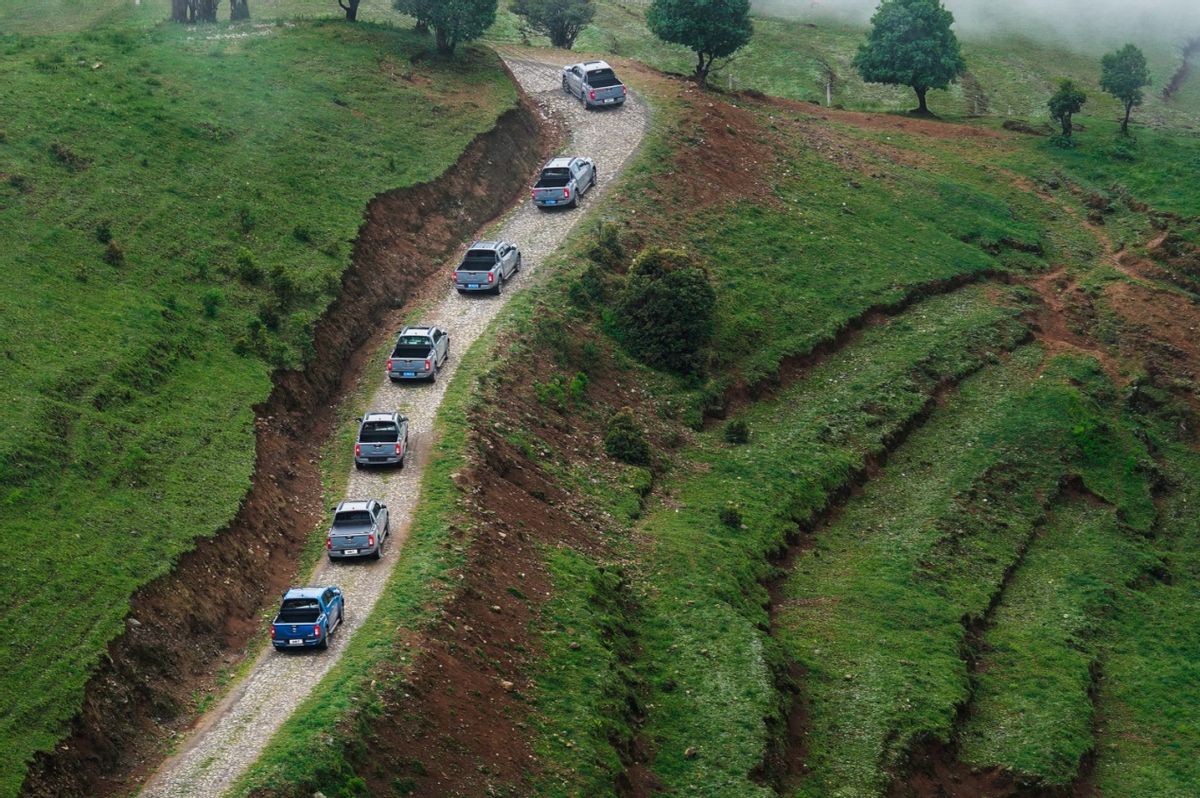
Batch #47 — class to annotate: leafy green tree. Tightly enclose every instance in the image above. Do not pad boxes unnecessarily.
[645,0,753,85]
[1048,79,1086,138]
[1100,44,1151,135]
[853,0,966,115]
[616,247,716,374]
[512,0,595,49]
[393,0,497,54]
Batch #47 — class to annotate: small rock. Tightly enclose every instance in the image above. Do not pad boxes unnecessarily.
[490,604,502,613]
[684,746,699,759]
[500,680,515,692]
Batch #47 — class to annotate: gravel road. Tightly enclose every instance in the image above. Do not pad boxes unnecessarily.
[139,53,648,798]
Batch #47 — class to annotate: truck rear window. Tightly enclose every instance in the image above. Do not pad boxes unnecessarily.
[277,599,321,623]
[394,336,431,347]
[359,422,399,443]
[459,251,497,269]
[334,510,372,525]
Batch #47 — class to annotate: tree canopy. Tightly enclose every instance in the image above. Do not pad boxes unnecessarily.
[1100,44,1151,135]
[1048,79,1087,139]
[512,0,595,50]
[393,0,497,54]
[646,0,753,85]
[853,0,966,115]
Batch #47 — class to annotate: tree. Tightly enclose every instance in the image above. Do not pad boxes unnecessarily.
[511,0,595,50]
[853,0,966,115]
[336,0,361,21]
[1048,79,1087,138]
[1101,44,1151,135]
[393,0,496,54]
[645,0,752,86]
[616,247,716,374]
[230,0,249,20]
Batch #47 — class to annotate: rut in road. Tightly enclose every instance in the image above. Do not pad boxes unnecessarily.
[139,53,649,798]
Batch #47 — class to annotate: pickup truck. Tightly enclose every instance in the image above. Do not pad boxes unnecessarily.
[454,240,521,295]
[326,499,389,560]
[354,411,409,469]
[532,157,596,209]
[386,325,449,382]
[270,586,343,651]
[563,60,627,108]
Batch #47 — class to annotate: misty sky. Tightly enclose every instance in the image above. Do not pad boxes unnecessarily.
[753,0,1200,49]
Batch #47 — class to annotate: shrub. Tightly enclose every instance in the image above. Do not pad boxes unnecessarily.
[719,503,742,528]
[535,377,568,411]
[94,221,113,244]
[8,174,32,193]
[103,240,125,266]
[724,419,749,444]
[236,248,263,283]
[605,409,651,465]
[1049,134,1075,149]
[202,288,224,318]
[568,371,589,403]
[292,224,316,244]
[615,247,716,375]
[237,206,255,234]
[588,222,626,271]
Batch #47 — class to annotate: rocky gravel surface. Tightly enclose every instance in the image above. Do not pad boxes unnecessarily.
[139,52,648,798]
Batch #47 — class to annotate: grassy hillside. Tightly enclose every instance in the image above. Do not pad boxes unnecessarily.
[488,0,1200,127]
[0,12,516,794]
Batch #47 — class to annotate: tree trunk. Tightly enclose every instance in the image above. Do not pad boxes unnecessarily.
[230,0,249,20]
[914,86,929,115]
[1061,113,1072,137]
[436,27,454,55]
[415,19,429,35]
[1121,102,1133,135]
[195,0,217,22]
[170,0,189,22]
[337,0,359,21]
[695,51,714,86]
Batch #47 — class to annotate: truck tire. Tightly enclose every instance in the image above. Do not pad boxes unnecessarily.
[562,76,570,94]
[317,631,329,650]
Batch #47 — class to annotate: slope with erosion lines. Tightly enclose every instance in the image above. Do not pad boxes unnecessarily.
[138,53,649,798]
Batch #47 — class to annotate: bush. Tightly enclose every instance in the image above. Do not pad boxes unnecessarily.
[535,377,568,411]
[1049,134,1076,149]
[94,221,113,244]
[605,409,651,465]
[236,248,263,283]
[719,503,742,528]
[103,240,125,266]
[202,288,224,318]
[568,371,589,403]
[615,247,716,375]
[724,419,749,444]
[588,222,626,270]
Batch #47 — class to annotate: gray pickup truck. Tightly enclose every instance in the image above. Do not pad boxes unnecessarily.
[454,240,521,294]
[532,157,596,209]
[562,60,627,108]
[326,500,389,561]
[354,411,409,468]
[386,326,449,382]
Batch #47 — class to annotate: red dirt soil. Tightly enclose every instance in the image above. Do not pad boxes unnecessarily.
[19,94,556,798]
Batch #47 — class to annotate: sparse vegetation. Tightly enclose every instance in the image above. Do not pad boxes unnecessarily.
[853,0,967,114]
[1101,43,1152,134]
[511,0,595,49]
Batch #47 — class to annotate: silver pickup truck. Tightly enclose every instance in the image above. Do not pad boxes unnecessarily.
[354,411,409,468]
[563,60,627,108]
[454,240,521,294]
[532,157,596,209]
[386,325,449,382]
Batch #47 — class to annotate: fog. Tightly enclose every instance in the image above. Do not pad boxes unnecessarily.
[753,0,1200,50]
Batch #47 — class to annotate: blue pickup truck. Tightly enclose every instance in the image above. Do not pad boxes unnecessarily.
[270,586,344,651]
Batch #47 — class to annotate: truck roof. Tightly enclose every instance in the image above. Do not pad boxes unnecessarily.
[573,59,613,71]
[467,240,501,251]
[399,326,431,336]
[335,500,372,513]
[544,156,576,169]
[283,587,330,600]
[362,411,402,423]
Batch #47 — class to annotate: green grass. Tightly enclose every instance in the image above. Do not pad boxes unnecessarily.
[957,498,1156,785]
[1089,443,1200,797]
[0,16,516,795]
[775,352,1155,798]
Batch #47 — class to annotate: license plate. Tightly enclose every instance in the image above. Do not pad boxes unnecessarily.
[545,200,557,205]
[344,548,358,556]
[604,98,615,103]
[403,371,415,377]
[288,639,303,646]
[467,284,479,289]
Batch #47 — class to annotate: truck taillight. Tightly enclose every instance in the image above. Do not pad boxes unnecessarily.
[314,625,321,637]
[563,187,570,199]
[589,89,596,101]
[354,443,361,457]
[531,189,537,199]
[396,442,403,455]
[386,359,393,371]
[269,626,275,639]
[425,359,432,371]
[368,534,375,547]
[487,272,495,284]
[622,85,628,95]
[326,537,332,550]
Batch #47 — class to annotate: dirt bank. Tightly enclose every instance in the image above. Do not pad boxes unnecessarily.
[19,91,554,798]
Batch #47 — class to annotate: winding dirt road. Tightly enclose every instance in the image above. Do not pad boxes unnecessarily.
[139,52,648,798]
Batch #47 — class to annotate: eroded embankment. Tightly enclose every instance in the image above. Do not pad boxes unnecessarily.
[1162,37,1200,101]
[20,93,553,798]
